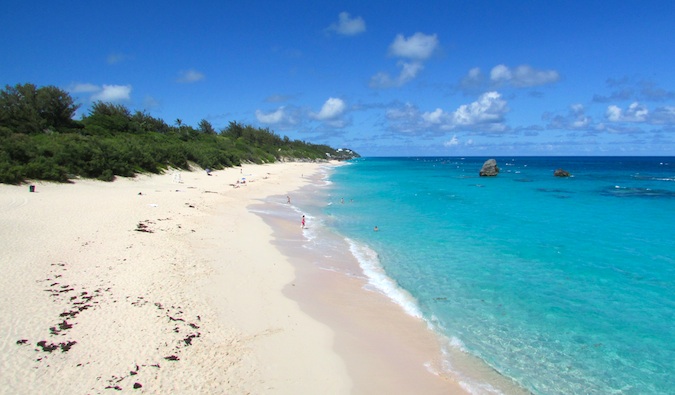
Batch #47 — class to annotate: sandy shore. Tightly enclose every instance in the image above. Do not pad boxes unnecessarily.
[0,162,466,394]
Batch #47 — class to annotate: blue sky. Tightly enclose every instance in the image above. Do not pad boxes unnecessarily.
[2,0,674,156]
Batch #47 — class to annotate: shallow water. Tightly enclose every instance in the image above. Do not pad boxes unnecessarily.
[296,157,675,395]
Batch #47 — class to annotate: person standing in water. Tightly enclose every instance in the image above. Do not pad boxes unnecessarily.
[301,215,306,229]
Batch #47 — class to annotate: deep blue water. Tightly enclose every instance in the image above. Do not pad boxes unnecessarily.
[312,157,675,394]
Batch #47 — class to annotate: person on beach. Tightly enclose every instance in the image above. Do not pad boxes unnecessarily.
[287,195,291,204]
[301,215,306,229]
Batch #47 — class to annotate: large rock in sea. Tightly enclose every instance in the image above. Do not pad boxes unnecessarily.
[554,168,571,177]
[479,159,499,177]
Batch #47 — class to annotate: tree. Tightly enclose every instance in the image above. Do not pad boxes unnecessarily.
[36,85,80,131]
[0,83,44,134]
[83,101,132,134]
[198,119,216,135]
[0,83,80,134]
[131,110,170,134]
[223,120,244,138]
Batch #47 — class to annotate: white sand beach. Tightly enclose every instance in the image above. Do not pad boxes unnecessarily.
[0,162,466,394]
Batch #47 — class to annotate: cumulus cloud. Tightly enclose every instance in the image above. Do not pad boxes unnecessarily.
[370,32,438,89]
[450,91,508,128]
[490,64,560,87]
[606,102,649,122]
[650,106,675,125]
[388,32,438,60]
[255,106,297,127]
[91,84,132,102]
[312,97,346,120]
[69,83,132,102]
[386,92,509,133]
[177,69,205,83]
[460,65,559,92]
[545,104,594,130]
[327,12,366,36]
[370,61,424,88]
[490,65,512,83]
[546,101,675,133]
[443,135,459,147]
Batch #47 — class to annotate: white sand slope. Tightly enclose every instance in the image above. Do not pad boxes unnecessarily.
[0,163,350,394]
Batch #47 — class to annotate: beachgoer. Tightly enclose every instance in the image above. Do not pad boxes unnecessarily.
[287,195,291,204]
[301,215,306,229]
[374,226,379,231]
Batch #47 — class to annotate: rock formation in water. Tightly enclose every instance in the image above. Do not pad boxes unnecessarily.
[554,168,571,177]
[479,159,499,177]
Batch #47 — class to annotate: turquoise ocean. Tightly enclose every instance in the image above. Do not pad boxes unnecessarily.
[290,157,674,394]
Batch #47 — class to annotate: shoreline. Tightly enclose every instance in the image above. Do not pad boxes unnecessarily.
[254,164,531,395]
[0,161,519,394]
[251,169,466,394]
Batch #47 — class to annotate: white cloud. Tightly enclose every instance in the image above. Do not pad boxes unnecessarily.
[489,64,560,87]
[451,91,508,128]
[70,83,100,93]
[328,12,366,36]
[371,32,438,89]
[458,67,486,93]
[512,65,560,87]
[177,69,205,83]
[605,102,675,126]
[490,65,512,83]
[388,32,438,60]
[386,92,509,133]
[386,103,419,120]
[545,104,594,130]
[651,106,675,125]
[605,106,622,122]
[569,104,591,128]
[422,108,444,124]
[370,61,425,88]
[606,102,649,122]
[467,67,481,80]
[312,97,346,120]
[91,84,132,102]
[399,61,424,83]
[443,135,459,147]
[460,64,559,93]
[255,106,297,126]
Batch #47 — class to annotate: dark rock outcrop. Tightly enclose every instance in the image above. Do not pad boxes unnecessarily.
[479,159,499,177]
[554,168,571,177]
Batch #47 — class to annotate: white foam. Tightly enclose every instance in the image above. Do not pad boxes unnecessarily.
[345,238,423,319]
[439,341,506,395]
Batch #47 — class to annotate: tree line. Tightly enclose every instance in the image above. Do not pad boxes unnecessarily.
[0,83,359,184]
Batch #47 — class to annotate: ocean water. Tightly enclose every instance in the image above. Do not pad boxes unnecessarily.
[298,157,675,394]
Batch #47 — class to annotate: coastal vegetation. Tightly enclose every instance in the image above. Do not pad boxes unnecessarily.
[0,83,359,184]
